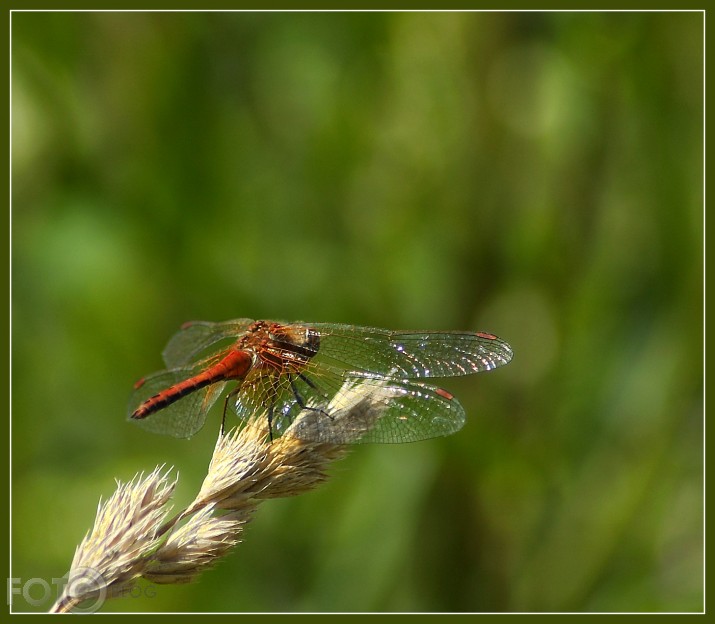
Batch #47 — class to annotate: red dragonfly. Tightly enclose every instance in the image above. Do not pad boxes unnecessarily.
[128,319,513,443]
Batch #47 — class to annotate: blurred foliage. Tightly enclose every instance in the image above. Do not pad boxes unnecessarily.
[11,11,702,613]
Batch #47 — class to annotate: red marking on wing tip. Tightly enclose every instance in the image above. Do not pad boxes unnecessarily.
[181,320,197,330]
[435,387,454,400]
[476,331,498,340]
[133,377,146,390]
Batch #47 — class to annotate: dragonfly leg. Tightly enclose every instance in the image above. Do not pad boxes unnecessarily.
[297,371,319,391]
[221,384,243,436]
[290,374,334,421]
[267,401,276,442]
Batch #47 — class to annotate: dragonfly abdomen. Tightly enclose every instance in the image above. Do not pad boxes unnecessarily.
[131,349,253,420]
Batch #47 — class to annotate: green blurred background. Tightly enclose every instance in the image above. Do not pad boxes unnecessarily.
[11,11,703,613]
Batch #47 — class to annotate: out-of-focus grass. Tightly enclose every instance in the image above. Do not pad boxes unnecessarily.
[11,11,702,612]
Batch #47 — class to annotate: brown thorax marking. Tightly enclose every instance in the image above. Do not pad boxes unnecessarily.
[237,321,317,375]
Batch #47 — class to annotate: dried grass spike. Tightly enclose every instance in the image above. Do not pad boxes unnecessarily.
[50,466,176,613]
[144,506,244,585]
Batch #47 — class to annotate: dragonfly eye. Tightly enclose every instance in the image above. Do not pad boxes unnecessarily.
[305,328,320,354]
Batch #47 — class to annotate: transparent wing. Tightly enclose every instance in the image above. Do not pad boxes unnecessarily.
[127,368,227,439]
[162,318,255,368]
[229,361,465,444]
[289,376,466,444]
[308,323,513,378]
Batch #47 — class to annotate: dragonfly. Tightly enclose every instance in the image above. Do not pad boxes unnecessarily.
[128,319,513,444]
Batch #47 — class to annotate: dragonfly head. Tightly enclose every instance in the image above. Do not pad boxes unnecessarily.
[268,323,320,359]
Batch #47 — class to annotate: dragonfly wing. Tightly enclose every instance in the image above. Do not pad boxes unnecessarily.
[343,376,464,444]
[309,323,513,379]
[162,318,255,368]
[287,374,466,444]
[230,362,465,444]
[127,368,226,438]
